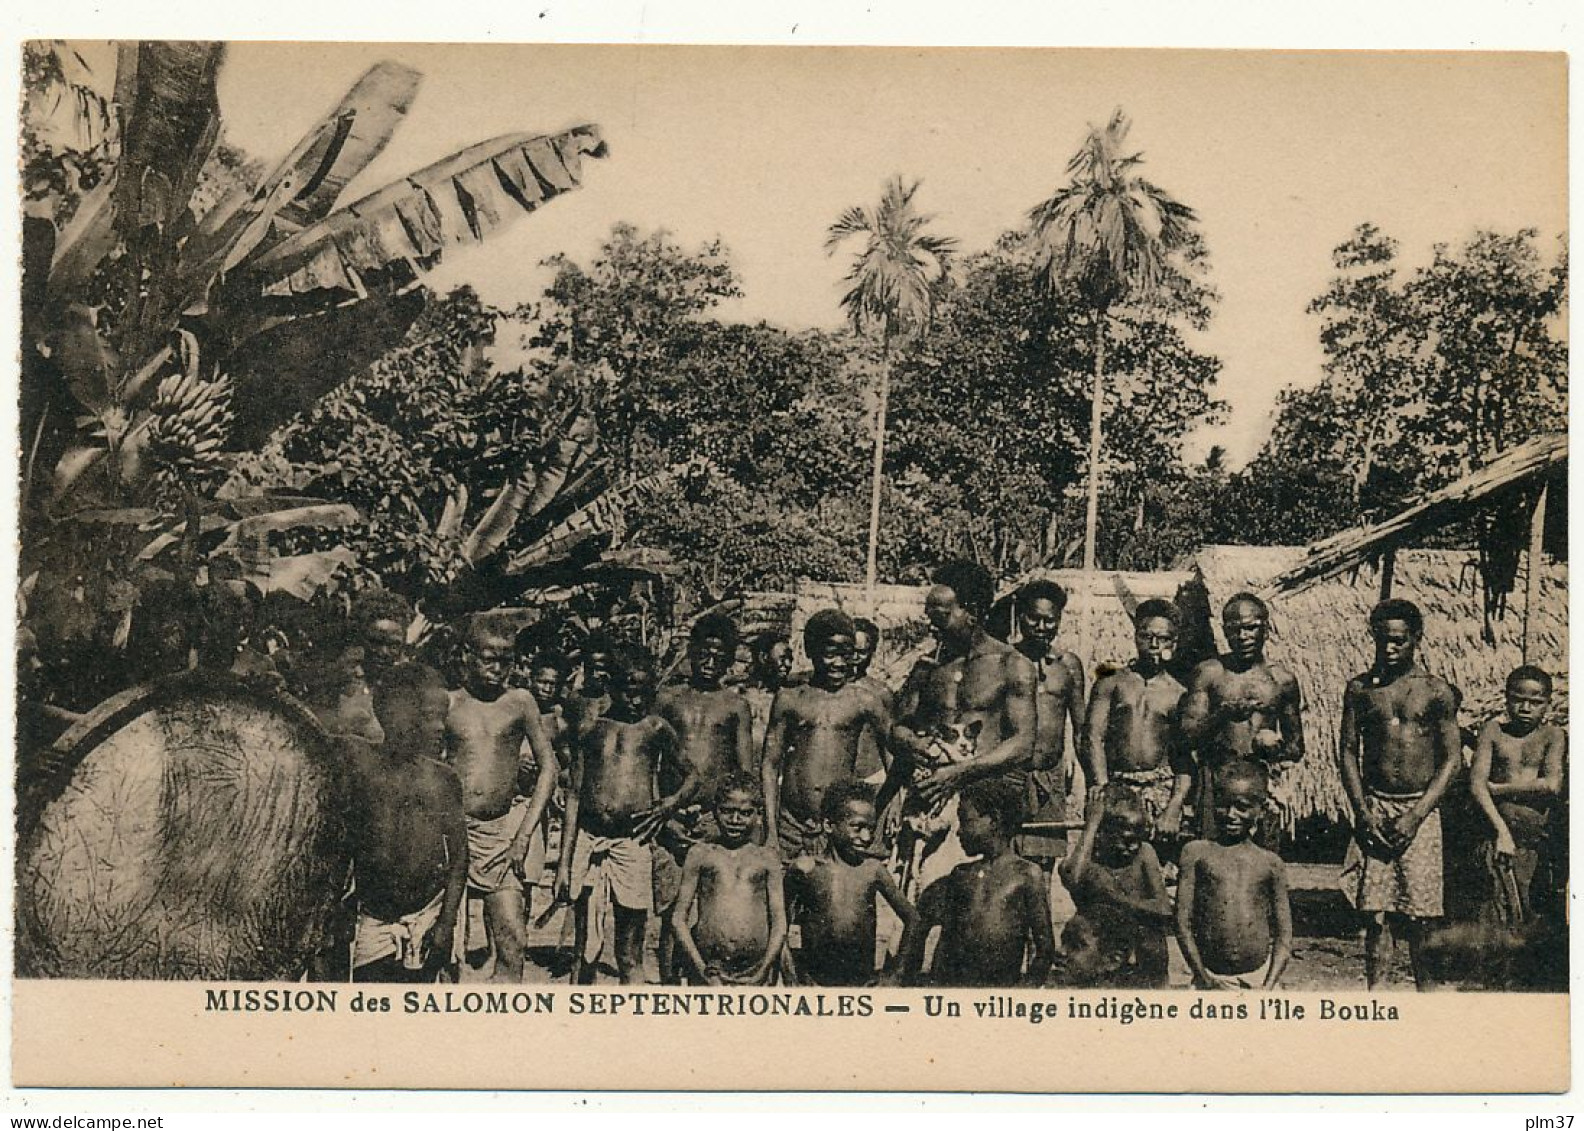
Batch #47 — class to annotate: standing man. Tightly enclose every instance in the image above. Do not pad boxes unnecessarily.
[1179,593,1305,839]
[1005,580,1085,870]
[851,617,894,782]
[1338,599,1461,990]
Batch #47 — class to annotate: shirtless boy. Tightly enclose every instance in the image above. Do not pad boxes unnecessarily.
[1470,665,1566,922]
[786,782,917,986]
[1176,760,1292,990]
[743,631,794,753]
[558,649,696,983]
[851,617,894,781]
[1008,580,1085,868]
[347,664,467,982]
[1180,593,1305,838]
[763,610,891,862]
[653,613,755,982]
[324,589,413,743]
[672,773,788,985]
[1338,599,1461,990]
[446,614,558,983]
[901,777,1055,986]
[1084,598,1192,851]
[1058,785,1171,988]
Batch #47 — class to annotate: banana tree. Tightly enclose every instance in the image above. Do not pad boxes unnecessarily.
[24,41,608,521]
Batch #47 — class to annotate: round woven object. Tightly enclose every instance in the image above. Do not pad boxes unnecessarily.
[17,673,347,980]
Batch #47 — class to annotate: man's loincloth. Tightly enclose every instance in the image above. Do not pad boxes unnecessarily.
[1339,790,1444,920]
[466,799,529,895]
[353,889,461,972]
[1010,767,1067,862]
[777,807,824,862]
[652,806,720,914]
[1113,764,1176,834]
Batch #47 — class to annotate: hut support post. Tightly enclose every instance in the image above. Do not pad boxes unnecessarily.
[1378,548,1396,601]
[1522,483,1549,663]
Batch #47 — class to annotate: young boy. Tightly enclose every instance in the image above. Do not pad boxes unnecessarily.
[1180,593,1306,838]
[1084,598,1192,853]
[786,781,917,986]
[762,610,891,862]
[557,648,696,984]
[743,630,794,753]
[850,617,894,781]
[900,776,1055,986]
[517,649,573,910]
[346,663,468,982]
[1176,759,1292,990]
[653,613,756,981]
[1470,665,1566,925]
[1057,785,1171,988]
[672,773,788,986]
[1338,598,1461,990]
[446,613,559,983]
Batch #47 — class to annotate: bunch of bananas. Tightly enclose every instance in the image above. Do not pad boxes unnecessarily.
[145,365,234,485]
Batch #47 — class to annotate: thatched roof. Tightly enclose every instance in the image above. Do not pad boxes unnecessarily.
[1267,433,1566,595]
[1188,545,1569,830]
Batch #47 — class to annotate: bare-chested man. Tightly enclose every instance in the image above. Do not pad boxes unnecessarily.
[763,610,890,862]
[1338,598,1461,991]
[325,588,413,743]
[557,648,697,984]
[346,663,467,983]
[891,560,1039,812]
[445,614,558,983]
[1005,579,1085,869]
[743,630,794,754]
[565,631,617,736]
[850,617,894,782]
[1084,598,1192,853]
[1470,665,1566,928]
[1179,592,1305,839]
[652,613,755,982]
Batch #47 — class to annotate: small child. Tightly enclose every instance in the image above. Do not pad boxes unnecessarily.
[1469,665,1566,925]
[672,773,788,986]
[345,663,468,983]
[787,781,917,986]
[900,776,1055,986]
[557,648,695,984]
[1057,784,1171,988]
[1176,760,1292,990]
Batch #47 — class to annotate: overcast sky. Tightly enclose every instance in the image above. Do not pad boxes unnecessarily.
[207,43,1565,465]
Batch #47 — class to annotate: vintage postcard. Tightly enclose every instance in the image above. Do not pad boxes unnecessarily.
[11,41,1568,1092]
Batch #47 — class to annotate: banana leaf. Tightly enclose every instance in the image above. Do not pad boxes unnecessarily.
[244,125,608,298]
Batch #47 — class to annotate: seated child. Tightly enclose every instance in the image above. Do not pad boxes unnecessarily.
[557,648,695,984]
[1469,665,1566,926]
[1176,759,1292,990]
[345,663,468,982]
[787,781,917,986]
[1057,784,1171,988]
[900,776,1055,987]
[672,773,788,985]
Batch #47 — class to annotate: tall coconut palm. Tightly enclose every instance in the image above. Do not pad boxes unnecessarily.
[1028,110,1197,573]
[826,176,955,595]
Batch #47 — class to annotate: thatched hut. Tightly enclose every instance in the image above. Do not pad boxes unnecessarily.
[1182,545,1568,842]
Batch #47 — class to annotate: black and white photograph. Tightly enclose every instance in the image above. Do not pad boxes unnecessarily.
[11,38,1568,1073]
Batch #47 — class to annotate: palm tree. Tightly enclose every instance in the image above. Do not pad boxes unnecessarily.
[826,176,955,594]
[1028,110,1197,573]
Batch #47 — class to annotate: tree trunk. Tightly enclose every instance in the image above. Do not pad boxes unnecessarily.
[1083,309,1107,572]
[864,335,891,603]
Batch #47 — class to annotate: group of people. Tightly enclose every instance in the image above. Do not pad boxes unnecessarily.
[316,558,1566,991]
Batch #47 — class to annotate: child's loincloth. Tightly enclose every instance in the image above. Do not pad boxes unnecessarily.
[652,806,720,914]
[352,890,461,972]
[466,799,529,895]
[1195,950,1276,990]
[571,829,654,967]
[1339,790,1444,920]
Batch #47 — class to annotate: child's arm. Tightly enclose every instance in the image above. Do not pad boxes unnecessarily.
[1061,793,1105,891]
[760,693,791,854]
[1133,843,1173,924]
[555,739,586,904]
[872,863,918,983]
[744,856,788,986]
[511,693,560,879]
[1023,864,1056,987]
[899,879,945,986]
[1082,676,1115,795]
[1264,855,1292,990]
[1469,719,1516,856]
[670,849,716,985]
[1487,726,1568,804]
